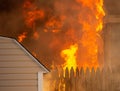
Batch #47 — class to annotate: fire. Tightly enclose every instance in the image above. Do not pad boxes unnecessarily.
[61,44,78,71]
[18,32,27,42]
[61,0,105,70]
[24,10,44,28]
[44,16,64,33]
[21,0,105,70]
[23,0,45,28]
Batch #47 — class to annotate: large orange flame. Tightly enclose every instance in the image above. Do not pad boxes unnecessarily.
[21,0,105,70]
[61,44,78,71]
[61,0,105,70]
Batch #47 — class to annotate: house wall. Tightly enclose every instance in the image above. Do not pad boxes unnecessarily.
[0,37,44,91]
[104,16,120,91]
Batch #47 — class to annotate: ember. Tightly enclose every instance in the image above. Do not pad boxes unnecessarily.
[18,32,27,42]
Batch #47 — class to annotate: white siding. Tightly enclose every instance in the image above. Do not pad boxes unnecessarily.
[0,61,39,67]
[0,74,37,80]
[0,37,47,91]
[38,72,43,91]
[0,87,37,91]
[0,49,25,55]
[0,80,37,86]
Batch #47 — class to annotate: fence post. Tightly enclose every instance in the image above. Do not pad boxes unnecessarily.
[54,68,59,91]
[90,67,95,91]
[95,67,101,91]
[65,67,70,91]
[85,67,90,91]
[59,68,65,91]
[70,67,75,91]
[79,67,85,91]
[76,67,79,91]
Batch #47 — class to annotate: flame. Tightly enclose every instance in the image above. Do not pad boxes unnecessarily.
[25,10,44,28]
[23,0,45,28]
[61,0,105,70]
[61,44,78,71]
[21,0,105,70]
[44,16,64,33]
[18,32,27,42]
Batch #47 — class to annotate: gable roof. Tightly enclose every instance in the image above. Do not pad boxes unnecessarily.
[0,36,49,73]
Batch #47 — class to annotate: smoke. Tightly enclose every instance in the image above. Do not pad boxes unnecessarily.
[0,0,76,68]
[103,1,120,90]
[0,0,63,68]
[0,0,119,90]
[0,0,104,69]
[104,0,120,15]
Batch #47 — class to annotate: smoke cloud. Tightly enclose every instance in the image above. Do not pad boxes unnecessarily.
[0,0,105,69]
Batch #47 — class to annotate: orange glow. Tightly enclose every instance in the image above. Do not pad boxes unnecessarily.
[61,0,105,70]
[25,10,44,28]
[23,0,45,28]
[45,16,63,33]
[32,52,37,57]
[18,32,27,42]
[22,0,105,70]
[61,44,78,71]
[33,31,39,40]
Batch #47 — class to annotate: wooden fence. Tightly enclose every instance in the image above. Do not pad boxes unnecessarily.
[44,67,115,91]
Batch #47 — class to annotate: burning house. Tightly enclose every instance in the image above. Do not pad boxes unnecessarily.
[0,0,120,91]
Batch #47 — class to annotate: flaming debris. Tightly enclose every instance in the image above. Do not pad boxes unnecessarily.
[18,32,27,42]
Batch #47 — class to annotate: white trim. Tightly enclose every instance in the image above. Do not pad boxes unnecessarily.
[0,36,13,40]
[14,39,49,73]
[38,72,43,91]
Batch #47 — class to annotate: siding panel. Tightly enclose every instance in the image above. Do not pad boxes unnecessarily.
[0,68,41,74]
[0,55,31,61]
[0,38,13,43]
[0,43,19,48]
[0,74,37,80]
[0,62,38,67]
[0,49,25,55]
[0,37,47,91]
[0,87,37,91]
[0,80,37,86]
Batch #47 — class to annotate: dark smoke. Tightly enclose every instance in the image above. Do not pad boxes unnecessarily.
[0,0,74,68]
[0,0,117,69]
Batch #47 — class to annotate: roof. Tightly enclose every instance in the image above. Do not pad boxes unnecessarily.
[0,36,49,73]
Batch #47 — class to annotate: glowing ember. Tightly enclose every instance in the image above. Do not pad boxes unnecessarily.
[32,52,37,57]
[33,31,39,40]
[61,44,78,71]
[18,32,27,42]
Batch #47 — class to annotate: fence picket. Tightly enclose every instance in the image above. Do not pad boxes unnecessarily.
[45,67,112,91]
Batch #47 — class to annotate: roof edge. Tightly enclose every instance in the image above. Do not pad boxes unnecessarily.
[0,36,50,73]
